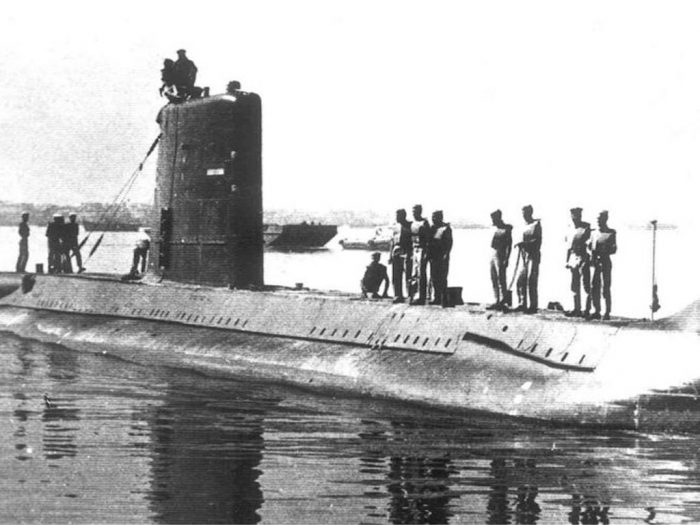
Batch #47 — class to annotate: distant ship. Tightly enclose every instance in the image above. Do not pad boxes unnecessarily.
[263,223,337,249]
[82,220,141,232]
[340,226,392,251]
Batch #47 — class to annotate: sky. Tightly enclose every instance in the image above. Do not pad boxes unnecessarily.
[1,1,700,227]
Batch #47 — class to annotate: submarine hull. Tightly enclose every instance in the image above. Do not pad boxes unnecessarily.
[2,273,700,431]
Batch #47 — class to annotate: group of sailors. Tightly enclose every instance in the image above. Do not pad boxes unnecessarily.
[361,204,453,306]
[44,213,85,274]
[361,205,617,320]
[15,213,151,278]
[159,49,206,102]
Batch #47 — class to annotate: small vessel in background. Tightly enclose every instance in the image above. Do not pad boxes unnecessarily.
[340,226,392,251]
[82,220,141,232]
[263,223,338,249]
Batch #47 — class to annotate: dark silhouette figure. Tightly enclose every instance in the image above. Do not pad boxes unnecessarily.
[159,58,177,99]
[16,212,29,273]
[173,49,197,98]
[487,209,512,310]
[390,208,412,303]
[67,213,85,273]
[361,252,389,299]
[46,215,62,274]
[427,210,453,305]
[515,205,542,313]
[409,204,430,305]
[590,210,617,320]
[57,216,73,274]
[565,207,591,317]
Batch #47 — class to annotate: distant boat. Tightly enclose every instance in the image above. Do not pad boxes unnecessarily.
[263,223,338,249]
[340,226,392,251]
[82,220,141,232]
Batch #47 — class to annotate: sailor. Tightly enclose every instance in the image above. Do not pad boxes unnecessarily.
[15,212,30,273]
[159,58,178,100]
[131,227,151,276]
[589,210,617,320]
[389,208,412,303]
[57,215,73,274]
[227,80,241,95]
[66,213,85,273]
[427,210,453,305]
[515,205,542,313]
[565,207,591,317]
[173,49,197,98]
[45,215,62,274]
[361,252,389,299]
[408,204,430,305]
[487,209,512,311]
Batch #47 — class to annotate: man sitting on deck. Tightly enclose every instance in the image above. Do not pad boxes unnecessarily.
[361,252,389,299]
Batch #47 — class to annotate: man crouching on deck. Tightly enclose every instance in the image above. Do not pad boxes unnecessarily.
[361,252,389,299]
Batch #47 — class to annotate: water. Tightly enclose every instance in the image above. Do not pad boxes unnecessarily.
[2,225,700,523]
[3,335,700,524]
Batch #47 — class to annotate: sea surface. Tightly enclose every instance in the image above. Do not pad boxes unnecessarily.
[1,225,700,523]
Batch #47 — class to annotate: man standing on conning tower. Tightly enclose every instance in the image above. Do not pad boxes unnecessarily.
[173,49,197,98]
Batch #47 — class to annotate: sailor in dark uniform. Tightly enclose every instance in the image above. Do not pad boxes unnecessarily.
[589,210,617,320]
[565,207,591,317]
[515,205,542,313]
[389,208,412,303]
[67,213,85,273]
[173,49,197,98]
[408,204,430,305]
[159,58,177,100]
[427,210,453,305]
[361,252,389,299]
[57,215,73,274]
[487,209,512,310]
[46,214,62,274]
[16,212,30,273]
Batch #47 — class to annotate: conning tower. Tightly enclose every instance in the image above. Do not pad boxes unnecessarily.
[151,86,263,287]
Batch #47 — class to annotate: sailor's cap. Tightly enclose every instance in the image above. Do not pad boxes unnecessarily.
[570,207,582,214]
[599,210,609,219]
[490,209,502,219]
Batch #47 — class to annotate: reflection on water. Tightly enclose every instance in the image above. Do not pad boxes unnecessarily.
[143,385,267,523]
[2,334,700,523]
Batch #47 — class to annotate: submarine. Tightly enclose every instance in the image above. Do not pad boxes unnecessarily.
[1,84,700,432]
